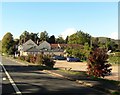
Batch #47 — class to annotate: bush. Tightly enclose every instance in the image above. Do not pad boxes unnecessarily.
[36,54,43,65]
[87,48,112,78]
[18,54,55,68]
[18,56,25,61]
[27,54,36,63]
[25,56,30,62]
[43,55,55,68]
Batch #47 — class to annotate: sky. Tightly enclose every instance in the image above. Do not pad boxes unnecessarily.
[1,2,118,40]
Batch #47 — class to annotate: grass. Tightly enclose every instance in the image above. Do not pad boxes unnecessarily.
[108,56,120,64]
[60,69,120,83]
[60,69,87,76]
[108,52,120,64]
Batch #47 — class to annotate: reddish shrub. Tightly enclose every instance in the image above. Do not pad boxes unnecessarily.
[87,48,112,78]
[29,54,36,63]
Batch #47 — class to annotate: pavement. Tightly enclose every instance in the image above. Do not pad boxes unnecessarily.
[2,56,120,95]
[1,56,109,95]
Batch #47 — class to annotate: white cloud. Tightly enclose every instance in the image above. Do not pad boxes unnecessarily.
[109,32,118,40]
[61,28,77,39]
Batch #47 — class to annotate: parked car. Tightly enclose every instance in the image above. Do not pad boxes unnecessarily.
[52,55,66,60]
[67,57,80,62]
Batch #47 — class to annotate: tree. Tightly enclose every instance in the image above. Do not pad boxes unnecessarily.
[83,42,91,58]
[19,31,30,45]
[2,32,14,55]
[19,31,39,45]
[66,47,85,60]
[92,37,99,49]
[14,39,19,53]
[68,30,91,45]
[29,32,39,44]
[49,35,55,44]
[65,36,69,44]
[40,31,49,41]
[56,36,65,44]
[87,48,112,78]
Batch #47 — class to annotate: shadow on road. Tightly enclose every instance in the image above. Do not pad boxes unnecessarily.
[3,65,58,72]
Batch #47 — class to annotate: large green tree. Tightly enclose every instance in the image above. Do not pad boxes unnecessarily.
[2,32,14,55]
[29,32,39,44]
[19,31,39,45]
[19,31,30,45]
[40,31,49,41]
[68,30,91,45]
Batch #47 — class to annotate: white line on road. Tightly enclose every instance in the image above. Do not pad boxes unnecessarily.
[0,62,22,95]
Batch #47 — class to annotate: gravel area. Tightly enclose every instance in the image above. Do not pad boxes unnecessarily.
[54,60,119,81]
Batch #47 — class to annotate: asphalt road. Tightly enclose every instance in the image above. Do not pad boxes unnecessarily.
[1,56,107,95]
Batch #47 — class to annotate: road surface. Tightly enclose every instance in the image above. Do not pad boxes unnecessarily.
[1,56,107,95]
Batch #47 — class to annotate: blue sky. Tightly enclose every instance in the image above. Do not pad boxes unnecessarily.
[1,2,118,40]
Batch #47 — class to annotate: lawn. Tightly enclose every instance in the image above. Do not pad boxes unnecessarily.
[108,52,120,64]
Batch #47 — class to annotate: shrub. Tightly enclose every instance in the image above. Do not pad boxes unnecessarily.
[18,56,25,61]
[43,55,55,68]
[29,54,36,63]
[25,56,30,62]
[36,54,43,65]
[87,48,112,78]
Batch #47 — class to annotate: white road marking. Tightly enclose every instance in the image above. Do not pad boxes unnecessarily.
[0,62,22,95]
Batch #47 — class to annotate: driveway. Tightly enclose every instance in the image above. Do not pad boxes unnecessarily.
[54,60,119,81]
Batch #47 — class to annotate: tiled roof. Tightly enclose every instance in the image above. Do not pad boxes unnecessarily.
[50,44,83,49]
[51,44,59,48]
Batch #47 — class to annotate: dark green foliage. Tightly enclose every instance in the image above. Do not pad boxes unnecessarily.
[49,35,55,44]
[56,36,65,44]
[40,31,49,41]
[87,48,112,78]
[65,36,69,44]
[93,37,119,52]
[19,31,30,45]
[29,32,39,44]
[19,31,39,45]
[2,32,15,55]
[43,55,55,68]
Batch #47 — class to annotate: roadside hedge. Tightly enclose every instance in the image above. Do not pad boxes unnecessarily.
[18,54,55,68]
